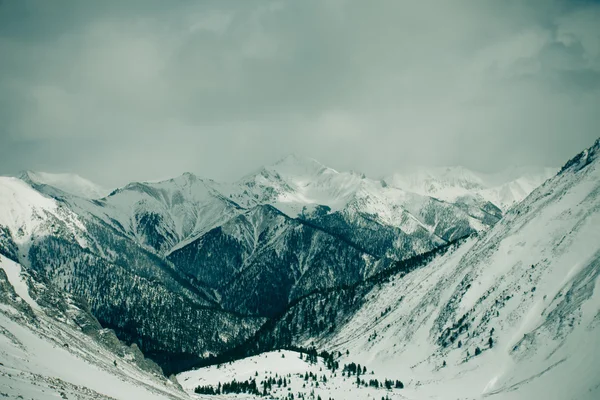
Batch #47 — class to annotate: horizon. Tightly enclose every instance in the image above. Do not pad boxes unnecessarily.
[9,152,563,190]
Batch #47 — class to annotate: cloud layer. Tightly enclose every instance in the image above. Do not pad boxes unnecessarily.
[1,0,599,185]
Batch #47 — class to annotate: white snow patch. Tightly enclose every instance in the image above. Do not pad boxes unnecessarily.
[0,254,39,310]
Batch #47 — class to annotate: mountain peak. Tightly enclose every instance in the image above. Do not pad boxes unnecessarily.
[273,153,309,163]
[17,170,35,181]
[559,136,600,175]
[176,171,202,183]
[268,154,333,178]
[272,154,326,168]
[17,170,109,200]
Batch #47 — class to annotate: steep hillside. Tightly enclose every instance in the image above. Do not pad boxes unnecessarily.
[0,254,189,399]
[316,139,600,399]
[169,204,390,317]
[75,173,243,255]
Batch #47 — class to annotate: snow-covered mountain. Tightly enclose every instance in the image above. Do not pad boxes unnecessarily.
[0,176,89,249]
[0,150,571,396]
[53,156,500,260]
[19,170,111,199]
[86,172,242,254]
[231,155,499,231]
[0,176,264,376]
[222,154,367,214]
[387,165,557,211]
[209,138,599,399]
[209,155,503,259]
[18,156,541,265]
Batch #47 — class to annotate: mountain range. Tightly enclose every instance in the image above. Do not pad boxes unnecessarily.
[2,143,598,400]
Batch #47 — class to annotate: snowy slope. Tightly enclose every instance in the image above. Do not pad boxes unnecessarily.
[178,350,408,399]
[313,139,600,399]
[74,173,243,254]
[0,254,38,310]
[387,165,557,211]
[0,176,88,248]
[0,254,190,400]
[217,155,499,259]
[19,170,110,199]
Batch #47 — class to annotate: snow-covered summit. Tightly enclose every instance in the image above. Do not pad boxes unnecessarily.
[233,157,553,221]
[7,157,556,258]
[85,173,241,254]
[0,177,87,247]
[271,154,333,177]
[19,170,110,199]
[387,165,557,211]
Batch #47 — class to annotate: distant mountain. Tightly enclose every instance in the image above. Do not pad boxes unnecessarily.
[386,165,557,211]
[19,170,111,199]
[82,172,242,254]
[211,155,504,259]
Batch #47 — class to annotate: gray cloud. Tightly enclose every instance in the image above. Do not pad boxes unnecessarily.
[0,0,599,186]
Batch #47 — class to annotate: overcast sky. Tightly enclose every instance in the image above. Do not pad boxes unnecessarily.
[0,0,599,186]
